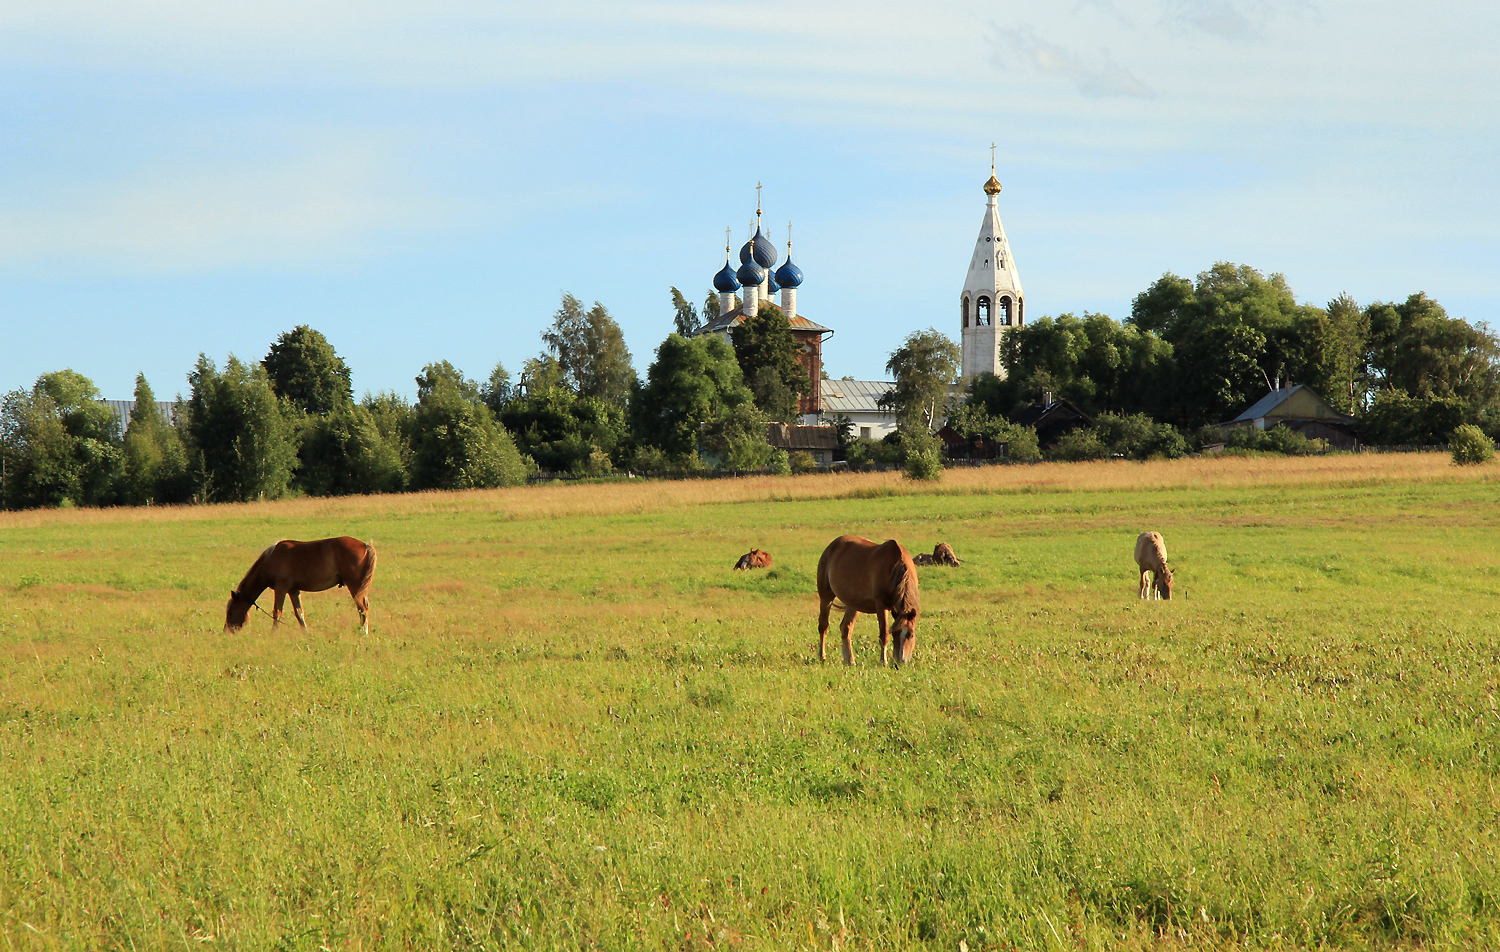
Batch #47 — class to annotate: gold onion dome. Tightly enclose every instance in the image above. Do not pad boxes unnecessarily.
[983,174,1002,195]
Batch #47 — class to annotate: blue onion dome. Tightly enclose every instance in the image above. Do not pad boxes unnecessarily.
[739,226,777,269]
[774,257,803,289]
[736,259,765,287]
[766,268,780,295]
[714,260,741,292]
[751,226,777,268]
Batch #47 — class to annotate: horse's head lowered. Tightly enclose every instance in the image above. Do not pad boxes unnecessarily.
[1155,567,1174,600]
[224,590,255,632]
[889,558,921,665]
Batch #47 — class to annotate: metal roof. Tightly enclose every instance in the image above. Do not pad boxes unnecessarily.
[820,379,894,415]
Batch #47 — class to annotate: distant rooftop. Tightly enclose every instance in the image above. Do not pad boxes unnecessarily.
[820,380,894,416]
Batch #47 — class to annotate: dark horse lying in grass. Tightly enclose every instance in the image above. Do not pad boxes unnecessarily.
[816,534,921,666]
[224,537,377,634]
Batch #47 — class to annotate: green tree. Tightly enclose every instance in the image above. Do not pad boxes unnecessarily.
[731,302,807,422]
[1130,263,1336,427]
[629,333,756,464]
[409,380,527,490]
[119,374,191,506]
[0,370,123,509]
[998,312,1174,416]
[540,294,637,406]
[702,288,725,324]
[262,325,353,415]
[882,329,961,431]
[482,362,513,416]
[1324,292,1371,414]
[500,386,627,474]
[297,407,407,496]
[671,287,699,336]
[184,355,299,502]
[1365,293,1500,406]
[1360,389,1467,446]
[415,361,482,403]
[699,401,774,471]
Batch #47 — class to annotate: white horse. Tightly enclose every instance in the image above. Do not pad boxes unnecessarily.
[1134,531,1173,600]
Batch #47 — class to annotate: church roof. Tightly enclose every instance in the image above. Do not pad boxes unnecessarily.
[697,310,832,336]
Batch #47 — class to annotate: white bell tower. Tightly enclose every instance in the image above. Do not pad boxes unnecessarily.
[960,148,1024,380]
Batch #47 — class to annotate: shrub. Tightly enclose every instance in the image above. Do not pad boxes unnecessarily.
[770,449,791,475]
[1091,412,1188,460]
[1450,424,1495,465]
[1223,424,1326,456]
[789,451,817,472]
[843,439,875,470]
[1048,427,1108,462]
[901,431,944,481]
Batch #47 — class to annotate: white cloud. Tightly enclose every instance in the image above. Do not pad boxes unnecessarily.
[993,25,1156,98]
[0,138,452,273]
[1169,0,1258,38]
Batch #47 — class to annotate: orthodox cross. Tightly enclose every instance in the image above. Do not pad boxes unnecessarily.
[990,141,996,172]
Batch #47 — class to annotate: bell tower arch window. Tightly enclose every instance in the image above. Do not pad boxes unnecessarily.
[976,296,991,326]
[962,295,970,328]
[998,297,1012,326]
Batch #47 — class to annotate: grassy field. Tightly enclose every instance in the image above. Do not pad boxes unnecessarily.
[3,454,1500,949]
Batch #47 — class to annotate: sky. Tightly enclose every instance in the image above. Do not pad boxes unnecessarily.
[2,0,1497,400]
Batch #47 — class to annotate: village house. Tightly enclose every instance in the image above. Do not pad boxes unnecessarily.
[1220,385,1358,449]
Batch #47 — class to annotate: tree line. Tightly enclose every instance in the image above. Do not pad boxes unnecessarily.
[4,262,1492,508]
[0,290,815,510]
[945,262,1500,453]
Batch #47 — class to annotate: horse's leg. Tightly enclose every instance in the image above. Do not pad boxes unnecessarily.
[289,591,308,631]
[877,610,889,667]
[839,609,858,665]
[354,588,370,634]
[272,588,287,627]
[818,599,832,663]
[1139,570,1149,599]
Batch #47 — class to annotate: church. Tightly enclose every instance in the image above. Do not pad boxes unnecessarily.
[691,191,831,425]
[694,162,1025,449]
[960,162,1025,380]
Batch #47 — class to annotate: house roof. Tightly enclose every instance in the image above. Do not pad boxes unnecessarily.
[819,380,894,416]
[1229,385,1351,425]
[1013,396,1092,430]
[696,309,832,337]
[766,423,840,452]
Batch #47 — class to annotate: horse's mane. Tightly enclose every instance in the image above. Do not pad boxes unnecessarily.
[891,556,920,616]
[234,546,275,597]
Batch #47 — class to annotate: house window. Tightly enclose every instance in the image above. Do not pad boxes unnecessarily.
[814,452,824,465]
[860,426,871,439]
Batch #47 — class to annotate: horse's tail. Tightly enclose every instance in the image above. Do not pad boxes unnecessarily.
[351,541,378,595]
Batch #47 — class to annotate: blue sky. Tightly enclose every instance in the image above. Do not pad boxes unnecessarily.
[3,1,1496,400]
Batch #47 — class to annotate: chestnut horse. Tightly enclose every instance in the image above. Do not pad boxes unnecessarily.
[734,549,773,570]
[224,537,377,633]
[816,535,921,666]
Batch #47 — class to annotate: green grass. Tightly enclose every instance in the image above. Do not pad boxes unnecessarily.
[4,457,1500,948]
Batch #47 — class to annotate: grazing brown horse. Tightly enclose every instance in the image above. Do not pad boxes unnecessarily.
[224,537,377,633]
[816,535,921,666]
[734,549,773,570]
[1134,531,1172,600]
